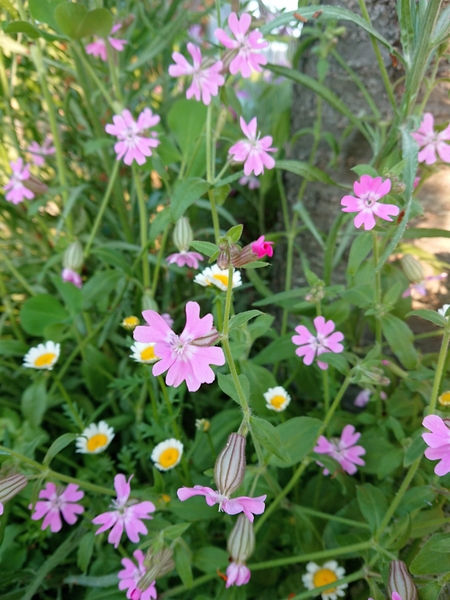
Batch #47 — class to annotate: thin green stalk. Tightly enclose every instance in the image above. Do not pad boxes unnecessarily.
[213,159,232,184]
[72,44,117,110]
[429,326,450,413]
[0,276,24,342]
[0,51,20,150]
[151,224,170,296]
[106,41,123,104]
[133,165,151,289]
[206,104,220,242]
[145,370,159,424]
[296,505,371,529]
[0,251,36,296]
[372,231,382,347]
[52,374,85,431]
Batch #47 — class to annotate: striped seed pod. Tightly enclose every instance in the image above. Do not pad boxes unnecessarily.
[388,560,418,600]
[0,473,27,512]
[214,433,246,497]
[227,514,255,563]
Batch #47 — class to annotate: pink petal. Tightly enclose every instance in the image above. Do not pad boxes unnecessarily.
[114,474,132,504]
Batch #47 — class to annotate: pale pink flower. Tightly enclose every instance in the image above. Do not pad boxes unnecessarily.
[28,138,55,166]
[3,159,34,204]
[215,13,268,78]
[118,549,157,600]
[422,415,450,476]
[62,268,82,289]
[187,24,203,45]
[86,23,127,62]
[239,175,260,189]
[292,316,344,370]
[133,301,225,392]
[161,313,174,328]
[226,562,251,587]
[314,425,366,475]
[412,113,450,165]
[168,43,224,105]
[30,482,84,532]
[166,250,204,269]
[105,108,160,166]
[229,117,276,176]
[177,485,266,522]
[402,273,447,298]
[341,175,399,230]
[92,474,155,548]
[354,389,371,407]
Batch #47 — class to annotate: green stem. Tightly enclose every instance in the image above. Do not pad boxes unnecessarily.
[145,370,159,424]
[151,224,170,296]
[429,327,450,413]
[373,231,382,347]
[72,44,117,110]
[295,505,371,529]
[0,276,25,342]
[0,251,36,296]
[133,165,151,289]
[52,374,85,431]
[106,41,123,104]
[206,104,220,242]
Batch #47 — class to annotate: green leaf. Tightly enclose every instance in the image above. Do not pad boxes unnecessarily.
[214,184,231,206]
[293,202,325,248]
[43,433,78,466]
[356,483,388,532]
[77,531,95,573]
[270,417,322,468]
[241,260,269,269]
[228,310,263,331]
[20,294,69,336]
[50,275,83,315]
[217,373,250,406]
[4,20,43,38]
[0,339,29,357]
[174,543,193,588]
[341,284,375,308]
[383,281,403,305]
[403,430,427,467]
[253,334,296,365]
[190,240,219,257]
[81,270,123,309]
[249,416,290,462]
[406,309,447,328]
[54,2,88,39]
[193,546,228,574]
[226,224,243,243]
[167,99,207,158]
[410,533,450,574]
[351,164,378,178]
[92,247,133,275]
[29,0,64,31]
[381,314,418,369]
[276,159,342,187]
[162,523,191,540]
[347,233,372,277]
[214,170,245,187]
[403,227,450,239]
[170,177,210,222]
[81,345,115,398]
[21,379,48,426]
[76,8,113,39]
[317,352,349,374]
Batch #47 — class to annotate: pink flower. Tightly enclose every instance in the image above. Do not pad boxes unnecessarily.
[412,113,450,165]
[341,175,399,230]
[229,117,276,176]
[226,562,251,587]
[28,138,55,166]
[402,273,447,298]
[232,235,274,268]
[292,316,344,370]
[177,485,266,522]
[239,175,260,189]
[215,13,268,78]
[3,159,34,204]
[118,549,157,600]
[62,268,82,289]
[30,482,84,532]
[92,474,155,548]
[105,108,160,166]
[251,235,274,258]
[422,415,450,476]
[168,43,224,105]
[166,250,204,269]
[86,23,127,62]
[161,313,174,328]
[354,389,371,407]
[314,425,366,475]
[133,301,225,392]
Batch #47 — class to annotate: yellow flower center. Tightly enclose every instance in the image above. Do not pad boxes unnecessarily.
[123,316,139,328]
[439,391,450,406]
[213,274,229,287]
[161,493,171,503]
[86,433,109,452]
[140,346,156,361]
[270,395,286,409]
[34,352,56,367]
[159,447,180,469]
[313,568,338,591]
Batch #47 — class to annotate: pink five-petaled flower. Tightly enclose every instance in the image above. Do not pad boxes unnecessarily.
[215,13,268,78]
[30,482,84,532]
[229,117,276,177]
[105,108,160,166]
[133,301,225,392]
[177,485,266,522]
[226,562,251,587]
[28,138,55,166]
[292,316,344,371]
[340,175,399,231]
[92,474,155,548]
[422,415,450,476]
[3,159,34,204]
[118,549,157,600]
[166,250,204,269]
[62,268,82,289]
[86,24,127,62]
[251,235,274,258]
[314,425,366,475]
[168,43,224,106]
[412,113,450,165]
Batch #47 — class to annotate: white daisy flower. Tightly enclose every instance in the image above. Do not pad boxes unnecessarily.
[23,341,60,370]
[263,386,291,412]
[438,303,450,318]
[194,264,242,291]
[130,341,159,364]
[151,438,183,471]
[302,560,347,600]
[75,421,115,454]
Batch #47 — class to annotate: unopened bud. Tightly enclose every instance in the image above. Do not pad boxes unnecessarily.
[0,473,27,511]
[190,328,220,347]
[173,217,193,252]
[214,433,246,497]
[401,255,424,283]
[232,236,273,268]
[142,290,159,312]
[23,173,48,195]
[195,418,210,432]
[385,173,406,194]
[214,107,229,141]
[227,514,255,563]
[438,390,450,407]
[388,561,418,600]
[140,547,175,590]
[217,249,231,270]
[357,365,390,386]
[122,316,140,330]
[63,241,84,270]
[120,14,135,31]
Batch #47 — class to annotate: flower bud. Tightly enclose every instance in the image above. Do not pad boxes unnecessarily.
[195,418,210,432]
[140,547,175,590]
[141,290,159,312]
[215,107,229,140]
[217,249,231,270]
[227,514,255,563]
[190,328,220,347]
[63,241,84,270]
[23,173,48,195]
[214,433,246,497]
[173,217,193,253]
[388,561,418,600]
[122,316,140,330]
[0,473,27,512]
[401,255,424,283]
[231,236,273,268]
[438,390,450,407]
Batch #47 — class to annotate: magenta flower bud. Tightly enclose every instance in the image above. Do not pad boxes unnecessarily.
[388,561,418,600]
[231,235,274,268]
[190,327,221,347]
[214,433,246,496]
[0,473,27,514]
[227,514,255,563]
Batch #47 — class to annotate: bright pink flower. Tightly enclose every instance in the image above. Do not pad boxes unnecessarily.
[166,250,204,269]
[314,425,366,475]
[3,159,34,204]
[118,549,157,600]
[354,389,371,407]
[239,175,260,189]
[422,415,450,476]
[28,138,55,166]
[30,482,84,532]
[226,562,251,587]
[341,175,399,230]
[251,235,274,258]
[62,268,82,289]
[229,117,276,176]
[92,474,155,548]
[292,316,344,370]
[177,485,266,522]
[86,23,127,62]
[168,43,224,105]
[133,301,225,392]
[412,113,450,165]
[402,273,447,298]
[105,108,160,166]
[215,13,268,78]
